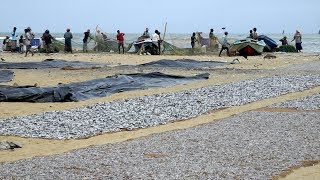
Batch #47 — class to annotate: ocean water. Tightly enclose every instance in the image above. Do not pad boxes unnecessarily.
[1,32,319,53]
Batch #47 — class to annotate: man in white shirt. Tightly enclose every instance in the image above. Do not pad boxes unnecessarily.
[24,27,35,57]
[152,30,161,55]
[219,31,230,57]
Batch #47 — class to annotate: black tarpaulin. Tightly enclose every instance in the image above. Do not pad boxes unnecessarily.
[0,72,209,102]
[0,59,101,69]
[139,59,229,68]
[0,70,14,83]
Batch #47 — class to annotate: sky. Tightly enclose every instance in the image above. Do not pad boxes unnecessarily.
[1,0,319,34]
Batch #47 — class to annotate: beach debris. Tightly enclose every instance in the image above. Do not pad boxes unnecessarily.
[0,141,22,150]
[230,58,240,64]
[242,54,248,60]
[263,54,277,59]
[13,83,38,88]
[60,66,101,70]
[139,59,228,68]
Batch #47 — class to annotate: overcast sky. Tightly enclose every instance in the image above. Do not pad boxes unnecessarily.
[1,0,319,34]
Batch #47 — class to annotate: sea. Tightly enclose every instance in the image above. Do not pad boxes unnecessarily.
[1,32,320,53]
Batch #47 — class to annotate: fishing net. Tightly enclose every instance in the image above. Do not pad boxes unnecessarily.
[161,27,218,55]
[39,39,64,53]
[78,25,219,55]
[92,24,210,55]
[162,41,194,55]
[93,26,128,52]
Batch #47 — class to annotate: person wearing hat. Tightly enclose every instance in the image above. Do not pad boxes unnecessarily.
[83,29,92,52]
[64,28,73,53]
[292,30,302,52]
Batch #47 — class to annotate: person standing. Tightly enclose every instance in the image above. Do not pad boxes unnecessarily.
[83,29,92,52]
[252,27,258,39]
[116,30,125,54]
[18,35,24,53]
[196,32,203,47]
[219,31,230,57]
[156,30,162,55]
[152,30,161,55]
[191,32,197,49]
[2,36,10,51]
[64,28,73,53]
[41,30,46,48]
[42,30,53,54]
[209,29,219,51]
[11,27,18,52]
[292,30,302,52]
[93,30,103,51]
[24,27,34,57]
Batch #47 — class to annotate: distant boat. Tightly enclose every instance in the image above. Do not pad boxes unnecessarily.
[231,38,266,56]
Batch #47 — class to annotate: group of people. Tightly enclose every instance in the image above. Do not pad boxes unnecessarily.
[191,29,230,56]
[42,28,73,54]
[190,27,303,56]
[279,30,302,52]
[81,27,162,55]
[249,27,259,39]
[2,26,74,56]
[2,27,33,56]
[250,27,303,52]
[2,26,304,56]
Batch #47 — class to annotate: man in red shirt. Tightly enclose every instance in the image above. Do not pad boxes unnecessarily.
[116,30,125,54]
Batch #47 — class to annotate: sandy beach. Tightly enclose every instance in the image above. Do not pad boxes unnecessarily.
[0,51,319,179]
